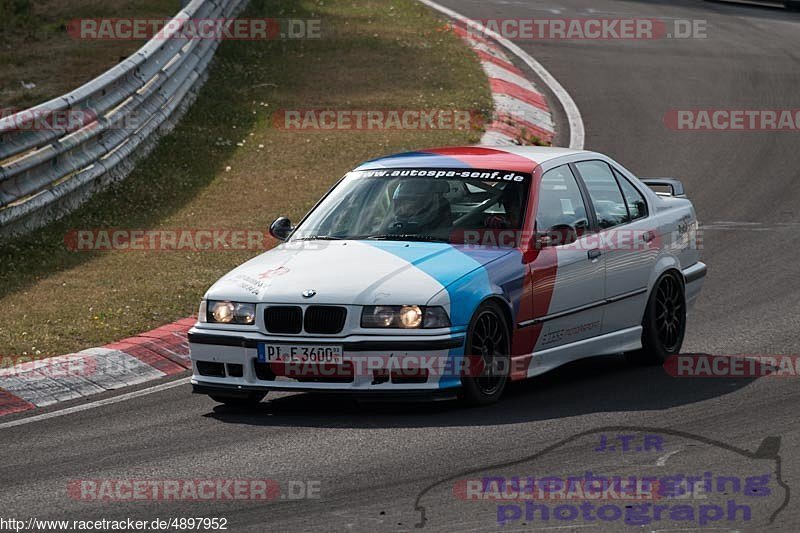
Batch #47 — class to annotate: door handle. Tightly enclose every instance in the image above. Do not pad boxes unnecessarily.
[588,249,602,260]
[642,231,656,243]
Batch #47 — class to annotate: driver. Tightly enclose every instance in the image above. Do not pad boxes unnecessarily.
[389,179,451,233]
[484,185,522,229]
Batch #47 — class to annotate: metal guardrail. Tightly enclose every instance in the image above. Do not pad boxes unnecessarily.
[0,0,247,239]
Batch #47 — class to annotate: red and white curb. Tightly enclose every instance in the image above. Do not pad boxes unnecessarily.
[418,0,584,150]
[452,25,555,146]
[0,318,195,416]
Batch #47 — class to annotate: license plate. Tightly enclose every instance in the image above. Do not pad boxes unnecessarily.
[258,344,343,364]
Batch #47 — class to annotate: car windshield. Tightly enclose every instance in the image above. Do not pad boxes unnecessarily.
[291,168,531,246]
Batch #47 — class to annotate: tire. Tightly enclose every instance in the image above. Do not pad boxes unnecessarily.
[460,301,511,406]
[627,271,686,365]
[209,392,266,406]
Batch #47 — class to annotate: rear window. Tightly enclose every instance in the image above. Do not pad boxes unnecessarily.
[575,160,630,230]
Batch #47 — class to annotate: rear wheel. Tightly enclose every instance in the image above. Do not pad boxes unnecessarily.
[209,392,266,406]
[627,271,686,365]
[460,302,511,406]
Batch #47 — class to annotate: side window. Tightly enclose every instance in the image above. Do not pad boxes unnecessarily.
[575,160,630,230]
[537,165,590,242]
[614,169,648,220]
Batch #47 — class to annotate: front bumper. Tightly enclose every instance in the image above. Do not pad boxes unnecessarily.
[188,328,467,394]
[190,381,460,401]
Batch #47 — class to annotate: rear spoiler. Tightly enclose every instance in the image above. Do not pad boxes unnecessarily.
[640,178,686,198]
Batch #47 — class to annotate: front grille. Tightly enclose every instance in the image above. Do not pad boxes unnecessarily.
[196,361,225,377]
[372,369,390,385]
[304,306,347,334]
[253,359,275,381]
[391,368,429,384]
[264,306,303,334]
[226,363,244,377]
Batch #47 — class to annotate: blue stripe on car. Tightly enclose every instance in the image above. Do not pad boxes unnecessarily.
[366,241,493,389]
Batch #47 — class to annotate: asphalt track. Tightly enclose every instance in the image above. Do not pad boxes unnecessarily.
[2,1,799,531]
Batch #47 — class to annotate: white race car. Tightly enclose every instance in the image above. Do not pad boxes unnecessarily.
[189,146,705,405]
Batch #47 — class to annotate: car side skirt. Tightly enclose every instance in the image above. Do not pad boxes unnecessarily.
[514,326,643,380]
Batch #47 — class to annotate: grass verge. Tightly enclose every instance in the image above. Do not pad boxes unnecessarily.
[1,0,180,108]
[0,0,492,359]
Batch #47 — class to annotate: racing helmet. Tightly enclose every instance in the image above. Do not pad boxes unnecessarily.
[390,178,451,231]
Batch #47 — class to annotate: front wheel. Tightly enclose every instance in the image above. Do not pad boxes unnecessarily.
[627,271,686,365]
[209,392,266,406]
[460,301,511,406]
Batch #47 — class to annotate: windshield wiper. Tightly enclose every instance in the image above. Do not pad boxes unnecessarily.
[364,234,449,242]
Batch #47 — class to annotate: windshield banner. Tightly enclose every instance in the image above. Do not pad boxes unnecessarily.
[351,168,531,183]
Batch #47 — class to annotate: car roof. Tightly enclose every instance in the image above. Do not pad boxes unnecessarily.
[354,145,590,172]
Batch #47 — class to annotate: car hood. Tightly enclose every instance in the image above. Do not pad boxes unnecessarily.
[205,240,513,305]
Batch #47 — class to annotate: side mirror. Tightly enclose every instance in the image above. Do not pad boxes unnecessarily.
[269,216,293,241]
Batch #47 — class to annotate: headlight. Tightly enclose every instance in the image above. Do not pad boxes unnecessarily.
[400,305,423,328]
[203,300,256,325]
[361,305,450,329]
